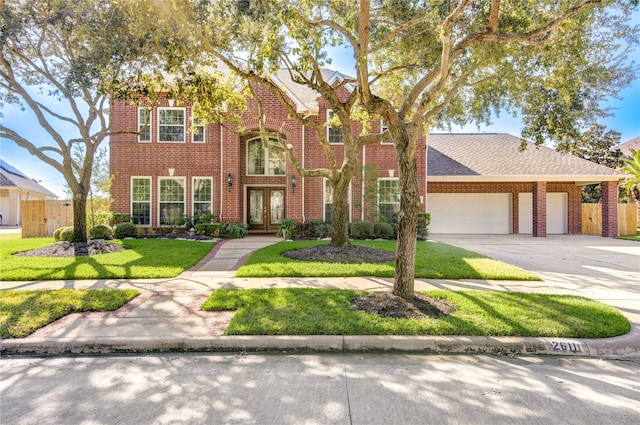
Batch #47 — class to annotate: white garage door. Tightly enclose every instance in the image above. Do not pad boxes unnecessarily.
[427,193,512,234]
[518,192,568,234]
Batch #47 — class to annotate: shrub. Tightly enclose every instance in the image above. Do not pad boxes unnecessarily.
[374,222,394,239]
[54,226,75,242]
[195,223,222,237]
[350,221,374,239]
[389,223,398,239]
[222,222,248,239]
[89,224,113,240]
[114,222,137,239]
[278,219,296,239]
[194,213,218,225]
[310,220,331,238]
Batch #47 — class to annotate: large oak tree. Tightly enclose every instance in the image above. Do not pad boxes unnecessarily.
[0,0,162,243]
[135,0,637,297]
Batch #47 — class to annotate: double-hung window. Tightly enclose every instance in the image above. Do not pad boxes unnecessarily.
[193,177,212,217]
[192,117,205,143]
[158,108,185,142]
[247,137,286,176]
[131,177,151,225]
[327,110,343,144]
[159,177,185,225]
[378,178,400,223]
[138,108,151,142]
[380,119,392,144]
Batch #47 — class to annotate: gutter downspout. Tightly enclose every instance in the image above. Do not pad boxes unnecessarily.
[220,125,224,221]
[361,145,366,221]
[301,124,306,222]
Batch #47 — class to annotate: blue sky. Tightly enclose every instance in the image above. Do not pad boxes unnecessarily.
[1,13,639,199]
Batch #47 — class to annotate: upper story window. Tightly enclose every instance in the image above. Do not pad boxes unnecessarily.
[327,110,343,144]
[138,108,151,143]
[380,119,392,144]
[158,108,185,143]
[247,137,286,176]
[192,117,205,143]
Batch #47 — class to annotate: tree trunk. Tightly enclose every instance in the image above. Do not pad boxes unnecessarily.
[330,175,351,246]
[392,132,420,299]
[72,191,88,243]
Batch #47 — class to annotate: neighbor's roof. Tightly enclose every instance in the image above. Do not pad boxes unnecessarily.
[619,137,640,157]
[427,133,627,184]
[0,160,57,197]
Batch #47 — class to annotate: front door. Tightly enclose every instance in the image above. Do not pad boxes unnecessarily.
[247,187,285,232]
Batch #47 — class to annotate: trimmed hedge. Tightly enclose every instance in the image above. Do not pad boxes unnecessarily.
[114,222,137,239]
[89,224,113,240]
[350,221,374,239]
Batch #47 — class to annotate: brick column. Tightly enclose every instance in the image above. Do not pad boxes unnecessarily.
[533,181,547,237]
[601,181,618,238]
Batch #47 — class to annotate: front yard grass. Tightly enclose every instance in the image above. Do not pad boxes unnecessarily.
[236,240,540,280]
[618,229,640,242]
[0,236,215,281]
[0,289,140,338]
[202,288,630,338]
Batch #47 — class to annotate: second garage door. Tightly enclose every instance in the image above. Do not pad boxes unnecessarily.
[427,193,512,234]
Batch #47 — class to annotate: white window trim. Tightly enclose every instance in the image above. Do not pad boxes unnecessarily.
[192,176,213,216]
[246,136,286,176]
[157,107,186,143]
[138,107,151,143]
[380,119,392,144]
[158,176,187,225]
[191,117,205,143]
[323,178,352,222]
[377,177,400,221]
[326,109,343,145]
[130,176,152,226]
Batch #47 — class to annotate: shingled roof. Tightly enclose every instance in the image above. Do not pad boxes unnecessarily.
[427,133,626,184]
[0,160,57,197]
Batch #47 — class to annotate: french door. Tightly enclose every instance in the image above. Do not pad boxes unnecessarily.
[247,187,285,232]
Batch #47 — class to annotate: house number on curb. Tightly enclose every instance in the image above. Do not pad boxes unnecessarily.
[550,341,583,352]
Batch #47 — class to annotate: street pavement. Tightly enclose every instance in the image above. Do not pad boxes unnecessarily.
[1,353,639,425]
[1,233,639,358]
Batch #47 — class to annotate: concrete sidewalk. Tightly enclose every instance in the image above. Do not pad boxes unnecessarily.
[1,235,639,358]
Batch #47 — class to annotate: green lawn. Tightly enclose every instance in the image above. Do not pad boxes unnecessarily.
[202,288,630,338]
[0,289,140,338]
[236,240,540,280]
[618,230,640,242]
[0,236,215,281]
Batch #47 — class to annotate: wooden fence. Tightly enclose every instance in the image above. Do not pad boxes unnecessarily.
[581,203,638,236]
[21,200,73,238]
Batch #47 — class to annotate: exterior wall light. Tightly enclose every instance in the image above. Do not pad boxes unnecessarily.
[291,174,297,192]
[227,172,233,192]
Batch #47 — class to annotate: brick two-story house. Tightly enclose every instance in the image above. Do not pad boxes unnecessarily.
[110,69,626,237]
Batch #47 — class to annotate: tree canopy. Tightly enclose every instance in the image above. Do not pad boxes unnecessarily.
[0,0,164,242]
[125,0,638,296]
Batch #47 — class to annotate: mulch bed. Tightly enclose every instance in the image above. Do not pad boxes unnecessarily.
[15,241,126,257]
[282,244,395,263]
[352,292,455,319]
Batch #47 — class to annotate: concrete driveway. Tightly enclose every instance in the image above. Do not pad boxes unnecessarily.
[430,234,640,327]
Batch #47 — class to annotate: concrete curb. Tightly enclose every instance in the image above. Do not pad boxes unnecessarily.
[3,334,639,359]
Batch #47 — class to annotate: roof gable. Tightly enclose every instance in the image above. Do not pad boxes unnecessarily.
[0,160,57,197]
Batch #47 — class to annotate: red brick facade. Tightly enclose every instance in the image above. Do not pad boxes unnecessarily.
[110,80,616,236]
[110,85,426,230]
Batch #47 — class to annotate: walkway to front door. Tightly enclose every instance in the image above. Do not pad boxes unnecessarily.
[247,187,285,232]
